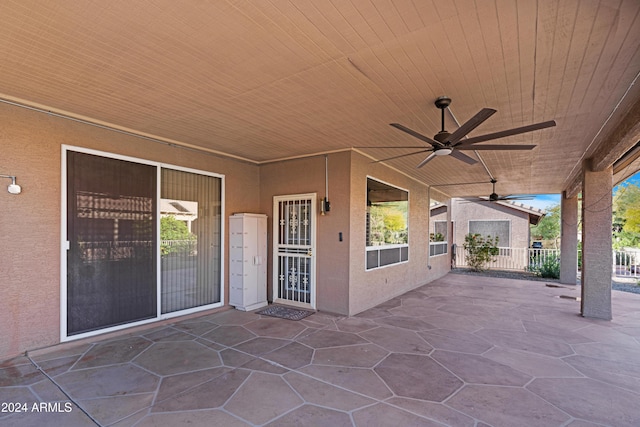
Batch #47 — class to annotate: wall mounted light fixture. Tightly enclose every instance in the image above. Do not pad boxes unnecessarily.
[0,174,21,194]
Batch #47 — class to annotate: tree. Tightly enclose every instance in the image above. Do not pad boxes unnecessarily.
[530,203,561,248]
[160,215,195,255]
[613,183,640,249]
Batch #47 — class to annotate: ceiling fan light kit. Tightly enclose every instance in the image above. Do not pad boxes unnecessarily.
[366,96,556,169]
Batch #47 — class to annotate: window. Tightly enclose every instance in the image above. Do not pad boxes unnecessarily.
[366,178,408,269]
[430,220,448,256]
[468,220,510,248]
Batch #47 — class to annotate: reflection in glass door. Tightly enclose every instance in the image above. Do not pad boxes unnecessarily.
[66,152,157,335]
[161,169,222,313]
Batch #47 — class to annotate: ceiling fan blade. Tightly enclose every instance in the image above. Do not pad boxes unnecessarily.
[457,144,536,151]
[501,195,535,200]
[371,149,432,164]
[449,150,478,165]
[389,123,444,147]
[355,145,431,149]
[416,152,437,168]
[447,108,496,145]
[457,120,556,146]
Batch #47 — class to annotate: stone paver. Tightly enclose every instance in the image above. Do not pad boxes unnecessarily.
[2,273,640,426]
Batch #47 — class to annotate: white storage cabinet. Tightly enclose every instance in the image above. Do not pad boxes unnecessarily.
[228,213,268,311]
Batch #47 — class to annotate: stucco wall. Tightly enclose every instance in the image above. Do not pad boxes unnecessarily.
[0,102,260,360]
[1,101,453,359]
[259,152,351,315]
[348,152,450,315]
[449,199,531,248]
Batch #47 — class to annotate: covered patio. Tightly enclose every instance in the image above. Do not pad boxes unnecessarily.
[3,273,640,427]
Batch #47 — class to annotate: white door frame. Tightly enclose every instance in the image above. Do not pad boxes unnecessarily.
[272,193,317,309]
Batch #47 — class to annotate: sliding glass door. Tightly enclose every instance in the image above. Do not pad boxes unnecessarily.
[64,148,223,339]
[161,168,222,313]
[66,151,157,335]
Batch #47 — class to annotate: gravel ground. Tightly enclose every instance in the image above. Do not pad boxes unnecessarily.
[451,268,640,295]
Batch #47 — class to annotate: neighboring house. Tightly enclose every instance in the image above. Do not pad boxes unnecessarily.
[160,199,198,232]
[430,199,546,264]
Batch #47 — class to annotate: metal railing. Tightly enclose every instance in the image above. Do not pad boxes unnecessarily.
[614,250,640,278]
[454,246,559,271]
[453,245,640,279]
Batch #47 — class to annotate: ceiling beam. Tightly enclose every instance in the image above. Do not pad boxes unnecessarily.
[564,97,640,198]
[565,173,583,200]
[590,97,640,172]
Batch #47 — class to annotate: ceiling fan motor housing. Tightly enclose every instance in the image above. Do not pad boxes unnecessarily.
[434,130,451,143]
[434,96,451,109]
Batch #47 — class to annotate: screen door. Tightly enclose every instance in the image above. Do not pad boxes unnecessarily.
[66,151,157,335]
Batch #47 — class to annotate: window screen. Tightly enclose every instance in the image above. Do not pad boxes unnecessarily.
[67,151,157,335]
[468,220,510,248]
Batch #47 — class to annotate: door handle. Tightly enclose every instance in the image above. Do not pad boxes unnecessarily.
[307,249,313,257]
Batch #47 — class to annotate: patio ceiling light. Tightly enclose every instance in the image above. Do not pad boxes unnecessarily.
[0,174,21,194]
[434,147,453,156]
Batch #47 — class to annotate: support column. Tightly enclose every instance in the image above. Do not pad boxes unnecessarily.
[581,160,613,320]
[447,198,453,269]
[560,191,578,285]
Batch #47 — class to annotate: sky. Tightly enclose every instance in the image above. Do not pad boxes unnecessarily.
[524,170,640,211]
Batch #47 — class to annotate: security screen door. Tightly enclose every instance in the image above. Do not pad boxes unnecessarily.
[273,194,316,309]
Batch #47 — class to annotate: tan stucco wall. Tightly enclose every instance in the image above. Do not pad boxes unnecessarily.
[259,152,351,315]
[348,152,450,315]
[1,102,452,359]
[0,102,260,360]
[449,199,531,248]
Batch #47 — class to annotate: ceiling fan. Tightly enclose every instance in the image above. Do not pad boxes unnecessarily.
[364,96,556,168]
[461,179,534,203]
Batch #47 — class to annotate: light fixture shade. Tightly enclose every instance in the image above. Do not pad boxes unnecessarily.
[0,174,21,194]
[435,148,453,156]
[8,183,21,194]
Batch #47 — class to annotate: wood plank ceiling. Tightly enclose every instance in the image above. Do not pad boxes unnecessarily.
[1,0,639,198]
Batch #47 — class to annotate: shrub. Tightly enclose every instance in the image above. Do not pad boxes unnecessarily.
[463,233,499,272]
[532,258,560,279]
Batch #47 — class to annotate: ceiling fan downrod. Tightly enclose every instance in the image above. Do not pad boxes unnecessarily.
[434,96,451,133]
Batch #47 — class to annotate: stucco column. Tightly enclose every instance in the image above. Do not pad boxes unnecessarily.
[580,160,612,320]
[560,191,578,285]
[447,198,453,269]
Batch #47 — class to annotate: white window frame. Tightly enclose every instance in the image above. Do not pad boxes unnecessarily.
[60,145,225,342]
[365,176,409,270]
[430,220,448,257]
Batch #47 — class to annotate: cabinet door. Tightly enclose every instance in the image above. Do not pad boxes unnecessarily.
[228,218,245,306]
[244,217,259,305]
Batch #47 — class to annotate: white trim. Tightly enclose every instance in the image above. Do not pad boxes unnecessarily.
[59,150,68,342]
[365,243,409,251]
[365,176,410,271]
[60,145,225,342]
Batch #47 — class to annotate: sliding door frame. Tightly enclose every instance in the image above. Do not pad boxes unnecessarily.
[60,145,225,342]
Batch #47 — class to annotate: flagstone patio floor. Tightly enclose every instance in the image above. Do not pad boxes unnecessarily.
[2,273,640,426]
